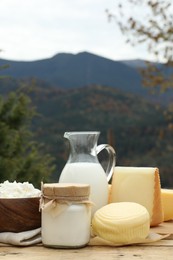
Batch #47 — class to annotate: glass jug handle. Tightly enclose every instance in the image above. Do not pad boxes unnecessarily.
[96,144,116,182]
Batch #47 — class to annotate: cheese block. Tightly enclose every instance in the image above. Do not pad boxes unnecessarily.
[108,184,112,203]
[109,166,163,226]
[92,202,150,244]
[161,188,173,221]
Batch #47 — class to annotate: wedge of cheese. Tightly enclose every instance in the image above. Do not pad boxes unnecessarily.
[161,188,173,221]
[109,166,163,226]
[92,202,150,244]
[108,184,112,203]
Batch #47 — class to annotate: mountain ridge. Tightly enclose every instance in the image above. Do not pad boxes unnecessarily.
[0,51,172,104]
[0,51,143,91]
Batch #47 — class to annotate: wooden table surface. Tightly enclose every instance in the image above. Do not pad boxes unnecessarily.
[0,222,173,260]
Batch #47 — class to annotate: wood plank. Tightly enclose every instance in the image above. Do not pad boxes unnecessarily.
[1,243,173,260]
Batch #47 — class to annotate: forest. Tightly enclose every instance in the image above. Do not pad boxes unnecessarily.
[18,83,173,187]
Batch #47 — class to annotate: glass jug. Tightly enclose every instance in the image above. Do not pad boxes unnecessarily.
[59,131,116,215]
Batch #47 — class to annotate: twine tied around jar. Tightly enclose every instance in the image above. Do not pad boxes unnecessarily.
[39,182,94,217]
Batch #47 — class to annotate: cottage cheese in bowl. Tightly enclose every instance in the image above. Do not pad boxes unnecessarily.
[0,181,41,198]
[0,181,41,232]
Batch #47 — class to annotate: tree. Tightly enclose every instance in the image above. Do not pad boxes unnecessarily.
[106,1,173,186]
[106,0,173,127]
[107,0,173,60]
[106,0,173,93]
[0,86,56,188]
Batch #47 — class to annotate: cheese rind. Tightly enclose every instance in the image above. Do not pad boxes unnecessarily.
[108,184,112,203]
[109,166,163,226]
[161,188,173,221]
[92,202,150,244]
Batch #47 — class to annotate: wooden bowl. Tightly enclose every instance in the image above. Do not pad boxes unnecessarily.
[0,197,41,232]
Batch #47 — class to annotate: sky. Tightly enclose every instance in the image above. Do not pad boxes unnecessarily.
[0,0,150,62]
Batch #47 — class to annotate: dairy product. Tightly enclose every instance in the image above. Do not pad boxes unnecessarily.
[108,184,112,203]
[41,183,91,248]
[92,202,150,244]
[110,166,163,226]
[59,162,108,215]
[161,188,173,221]
[0,181,41,198]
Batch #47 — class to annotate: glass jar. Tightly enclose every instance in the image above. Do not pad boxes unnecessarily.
[40,183,92,248]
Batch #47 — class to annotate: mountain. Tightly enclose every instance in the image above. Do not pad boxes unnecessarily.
[0,51,145,94]
[1,51,172,104]
[0,52,173,186]
[121,59,148,68]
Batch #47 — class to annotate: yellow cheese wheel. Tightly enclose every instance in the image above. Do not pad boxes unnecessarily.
[92,202,150,244]
[161,188,173,221]
[109,166,164,226]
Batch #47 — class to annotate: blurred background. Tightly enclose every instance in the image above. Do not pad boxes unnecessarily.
[0,0,173,188]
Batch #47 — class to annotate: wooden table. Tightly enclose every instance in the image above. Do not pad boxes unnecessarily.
[0,222,173,260]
